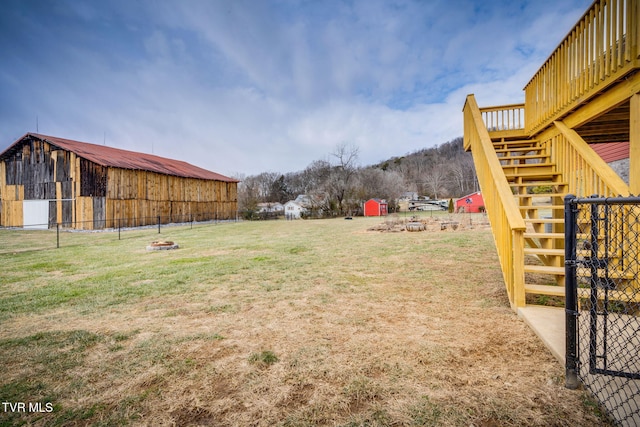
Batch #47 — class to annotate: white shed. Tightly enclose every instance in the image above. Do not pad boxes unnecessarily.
[284,201,307,219]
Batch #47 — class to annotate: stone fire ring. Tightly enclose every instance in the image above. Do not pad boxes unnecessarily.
[146,240,179,251]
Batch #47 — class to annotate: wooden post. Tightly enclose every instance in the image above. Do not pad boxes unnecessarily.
[631,93,640,195]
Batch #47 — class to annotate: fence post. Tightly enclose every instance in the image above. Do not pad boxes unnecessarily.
[564,195,579,389]
[56,223,60,249]
[118,218,121,240]
[158,215,161,234]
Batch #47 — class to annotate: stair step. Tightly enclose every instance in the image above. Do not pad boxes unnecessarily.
[498,162,556,170]
[493,140,540,148]
[525,284,565,296]
[524,232,565,239]
[505,172,563,181]
[576,267,636,280]
[499,154,549,161]
[515,193,566,199]
[502,165,556,175]
[524,285,640,302]
[524,248,564,256]
[502,162,554,168]
[496,147,545,153]
[524,265,565,275]
[509,182,568,188]
[519,205,564,210]
[525,218,564,224]
[576,287,640,302]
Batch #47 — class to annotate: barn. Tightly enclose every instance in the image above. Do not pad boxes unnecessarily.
[455,192,484,213]
[0,133,238,229]
[363,198,388,217]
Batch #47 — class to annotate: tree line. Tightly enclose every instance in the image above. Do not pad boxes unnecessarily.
[236,136,477,217]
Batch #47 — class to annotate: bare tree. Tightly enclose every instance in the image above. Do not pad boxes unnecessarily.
[449,154,476,196]
[239,135,475,218]
[354,168,405,212]
[327,142,359,214]
[424,162,449,200]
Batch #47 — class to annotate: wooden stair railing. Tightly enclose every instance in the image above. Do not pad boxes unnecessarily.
[464,94,632,310]
[464,95,527,309]
[496,138,567,303]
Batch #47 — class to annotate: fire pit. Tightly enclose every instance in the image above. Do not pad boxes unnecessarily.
[146,240,179,251]
[406,222,426,232]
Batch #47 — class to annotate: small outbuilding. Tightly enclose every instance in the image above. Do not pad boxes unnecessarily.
[363,198,388,217]
[455,192,484,213]
[283,200,307,219]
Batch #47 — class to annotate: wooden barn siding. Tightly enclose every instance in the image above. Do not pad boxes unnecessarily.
[1,137,237,229]
[0,138,81,228]
[104,168,237,228]
[79,158,107,198]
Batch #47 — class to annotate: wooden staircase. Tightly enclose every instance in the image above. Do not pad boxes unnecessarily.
[494,137,635,306]
[495,139,567,303]
[464,93,631,310]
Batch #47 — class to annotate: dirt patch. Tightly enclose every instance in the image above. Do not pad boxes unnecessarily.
[368,213,492,232]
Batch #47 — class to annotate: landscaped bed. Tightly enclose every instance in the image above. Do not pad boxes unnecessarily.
[0,213,611,426]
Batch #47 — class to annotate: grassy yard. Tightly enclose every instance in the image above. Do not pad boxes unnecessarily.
[0,214,610,426]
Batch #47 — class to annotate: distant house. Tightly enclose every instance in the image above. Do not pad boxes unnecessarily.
[455,192,484,213]
[399,191,418,201]
[284,200,307,219]
[363,198,388,217]
[257,202,284,214]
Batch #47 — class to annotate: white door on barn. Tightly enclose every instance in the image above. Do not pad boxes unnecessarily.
[23,200,49,229]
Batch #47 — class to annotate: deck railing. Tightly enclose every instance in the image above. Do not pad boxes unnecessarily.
[464,95,526,308]
[480,104,525,132]
[550,121,630,197]
[525,0,640,134]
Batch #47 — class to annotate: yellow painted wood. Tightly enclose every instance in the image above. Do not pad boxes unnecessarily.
[524,248,564,256]
[524,265,565,275]
[553,120,629,196]
[557,72,640,131]
[524,0,639,135]
[631,93,640,194]
[524,232,565,239]
[577,287,640,303]
[525,284,564,297]
[464,94,526,309]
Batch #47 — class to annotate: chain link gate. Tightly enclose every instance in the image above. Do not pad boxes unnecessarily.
[565,195,640,426]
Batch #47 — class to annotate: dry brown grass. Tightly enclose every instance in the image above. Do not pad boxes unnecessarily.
[0,213,611,426]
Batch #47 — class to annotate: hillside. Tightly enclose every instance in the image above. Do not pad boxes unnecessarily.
[238,137,477,215]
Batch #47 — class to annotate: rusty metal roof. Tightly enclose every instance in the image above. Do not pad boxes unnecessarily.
[1,133,238,182]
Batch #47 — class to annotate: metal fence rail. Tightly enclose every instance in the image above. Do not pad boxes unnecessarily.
[565,195,640,426]
[0,214,240,252]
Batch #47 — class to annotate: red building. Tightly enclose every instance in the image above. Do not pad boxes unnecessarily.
[455,192,484,213]
[363,199,388,216]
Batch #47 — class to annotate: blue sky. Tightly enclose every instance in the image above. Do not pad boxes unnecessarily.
[0,0,591,177]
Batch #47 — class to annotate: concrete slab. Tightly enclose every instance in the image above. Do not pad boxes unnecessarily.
[517,305,565,364]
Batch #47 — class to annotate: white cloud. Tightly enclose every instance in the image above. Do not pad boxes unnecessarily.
[0,0,593,176]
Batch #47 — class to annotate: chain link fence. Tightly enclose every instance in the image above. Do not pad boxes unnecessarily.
[565,195,640,426]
